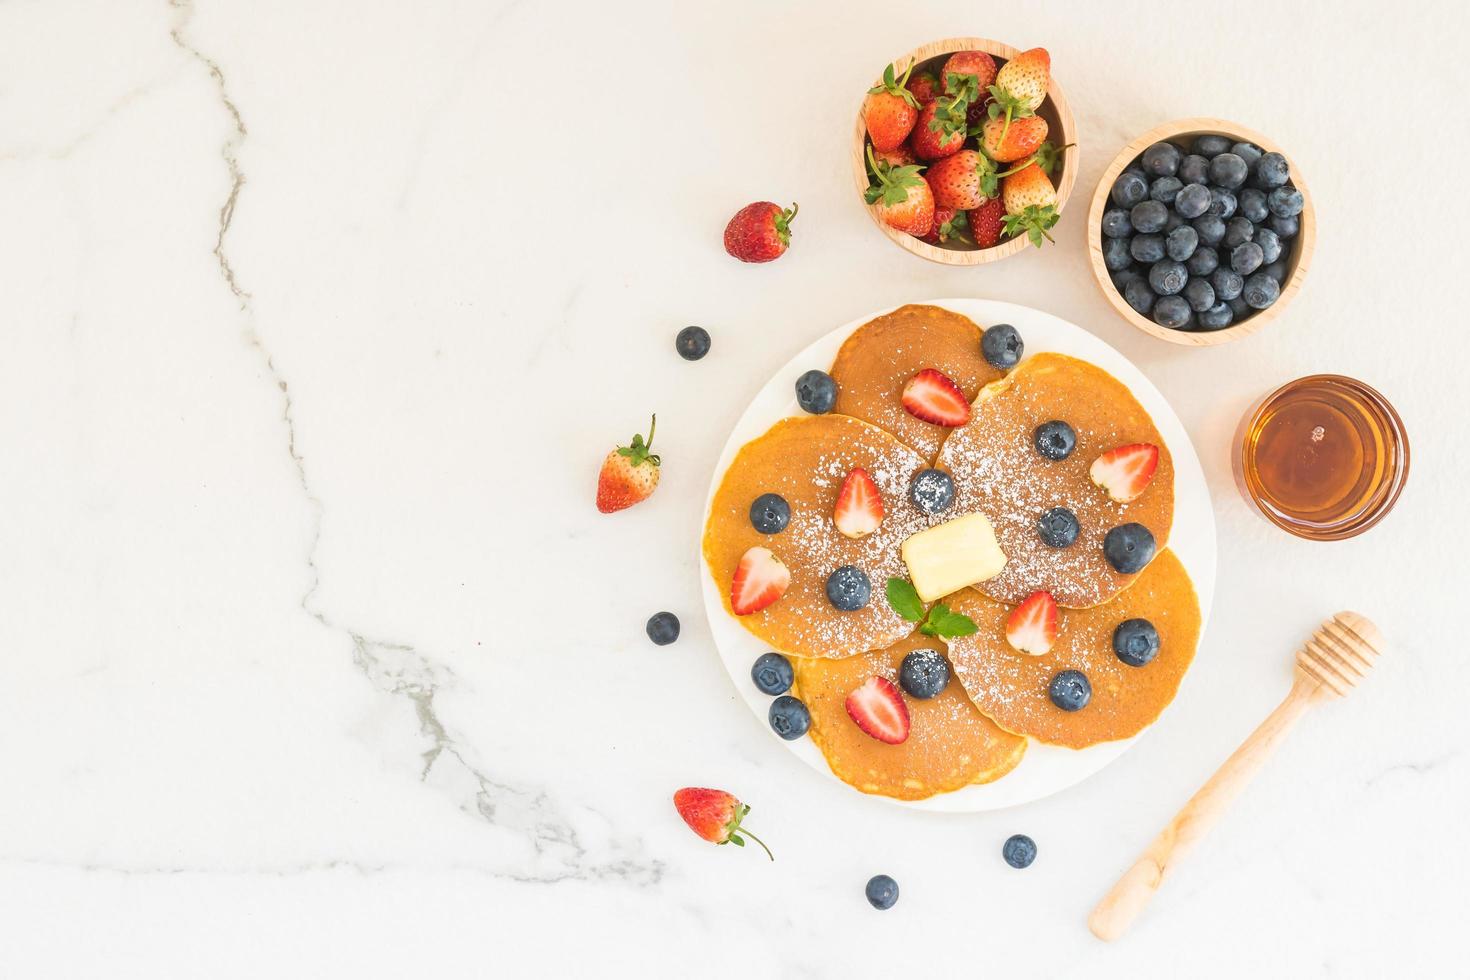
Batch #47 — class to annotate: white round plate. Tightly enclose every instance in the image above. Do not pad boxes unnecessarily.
[700,299,1216,811]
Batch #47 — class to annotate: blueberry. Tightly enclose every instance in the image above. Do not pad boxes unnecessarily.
[865,874,899,910]
[1255,227,1283,264]
[1238,187,1269,223]
[1141,141,1181,177]
[1003,834,1038,869]
[1101,209,1133,239]
[1192,134,1232,157]
[1267,186,1304,218]
[795,369,837,414]
[1187,246,1219,277]
[1253,151,1290,188]
[768,695,811,740]
[1174,183,1211,220]
[1197,301,1234,330]
[1183,277,1215,313]
[1163,211,1186,233]
[1149,175,1183,204]
[826,565,872,611]
[1103,522,1156,574]
[1224,216,1255,248]
[1208,153,1248,190]
[1110,171,1149,209]
[1207,187,1237,218]
[1037,506,1080,548]
[1130,233,1165,264]
[1210,268,1244,301]
[751,652,794,695]
[749,493,790,534]
[909,468,955,514]
[1228,295,1252,319]
[1165,225,1198,261]
[1231,142,1264,170]
[1152,295,1191,329]
[1231,241,1264,275]
[1242,272,1281,310]
[981,323,1024,370]
[1192,214,1226,246]
[1123,276,1155,315]
[1103,236,1132,272]
[1113,618,1161,666]
[1048,670,1092,712]
[1261,258,1289,283]
[1112,268,1144,293]
[1129,200,1169,234]
[1178,154,1210,186]
[1148,260,1188,296]
[675,325,711,361]
[646,611,680,646]
[899,648,950,699]
[1269,213,1299,238]
[1033,420,1077,460]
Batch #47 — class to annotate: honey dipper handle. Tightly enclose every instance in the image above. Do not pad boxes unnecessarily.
[1087,672,1325,942]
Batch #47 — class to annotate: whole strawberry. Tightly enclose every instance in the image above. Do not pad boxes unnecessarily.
[864,145,935,235]
[673,787,773,860]
[1001,162,1060,247]
[980,114,1049,163]
[906,69,941,106]
[595,415,661,513]
[988,47,1051,144]
[723,202,798,263]
[871,143,917,169]
[910,100,966,160]
[925,149,998,210]
[920,206,969,245]
[940,50,997,96]
[863,62,920,152]
[968,195,1006,248]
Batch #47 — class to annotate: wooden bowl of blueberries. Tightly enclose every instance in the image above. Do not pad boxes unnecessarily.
[1087,117,1315,346]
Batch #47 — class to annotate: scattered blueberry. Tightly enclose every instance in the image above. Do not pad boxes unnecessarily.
[1238,187,1269,223]
[1130,200,1169,234]
[1192,214,1226,246]
[1149,176,1183,205]
[646,611,680,646]
[1048,670,1092,712]
[1177,154,1210,186]
[1003,834,1038,869]
[1101,209,1133,239]
[899,648,950,699]
[1208,153,1249,190]
[1183,277,1215,313]
[675,325,711,361]
[1231,142,1264,170]
[1123,276,1155,315]
[1174,183,1212,219]
[795,369,837,414]
[1207,187,1237,218]
[1224,216,1255,248]
[1210,267,1244,301]
[1103,522,1157,574]
[768,695,811,740]
[1187,246,1219,277]
[1141,141,1181,177]
[826,565,872,611]
[1033,420,1077,460]
[1192,134,1232,157]
[981,323,1024,370]
[865,874,899,910]
[751,652,794,695]
[1242,272,1281,310]
[1165,225,1198,262]
[910,468,955,514]
[1130,233,1166,264]
[1255,227,1283,264]
[1038,506,1081,548]
[1152,295,1191,329]
[1231,241,1264,275]
[1149,260,1188,296]
[1253,151,1290,188]
[1267,186,1304,218]
[1197,301,1234,330]
[1103,236,1132,272]
[1269,213,1299,238]
[749,493,791,534]
[1110,171,1149,208]
[1113,618,1161,667]
[1261,258,1289,283]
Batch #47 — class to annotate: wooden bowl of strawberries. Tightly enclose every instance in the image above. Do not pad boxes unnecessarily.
[852,37,1078,264]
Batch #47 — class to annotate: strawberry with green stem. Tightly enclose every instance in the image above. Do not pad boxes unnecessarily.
[912,72,978,161]
[595,415,661,513]
[885,578,979,639]
[864,62,920,152]
[987,47,1051,146]
[673,788,774,860]
[1001,161,1060,248]
[865,144,935,235]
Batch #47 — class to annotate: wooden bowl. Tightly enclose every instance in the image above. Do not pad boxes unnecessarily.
[1087,118,1316,346]
[851,37,1078,265]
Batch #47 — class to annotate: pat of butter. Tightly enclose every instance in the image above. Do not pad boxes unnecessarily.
[900,513,1007,602]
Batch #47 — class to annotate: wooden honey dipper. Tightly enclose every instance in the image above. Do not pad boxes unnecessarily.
[1088,611,1384,942]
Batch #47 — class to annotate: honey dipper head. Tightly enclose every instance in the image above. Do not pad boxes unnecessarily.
[1296,611,1384,697]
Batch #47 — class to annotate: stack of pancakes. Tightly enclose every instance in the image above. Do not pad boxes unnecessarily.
[702,304,1201,801]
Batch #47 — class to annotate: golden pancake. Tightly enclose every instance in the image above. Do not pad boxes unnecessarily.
[829,304,1003,460]
[703,414,936,658]
[936,352,1175,608]
[944,549,1201,749]
[792,630,1027,800]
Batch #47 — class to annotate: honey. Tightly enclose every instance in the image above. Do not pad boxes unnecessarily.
[1235,375,1409,540]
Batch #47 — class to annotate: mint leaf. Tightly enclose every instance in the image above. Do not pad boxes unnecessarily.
[930,607,978,639]
[885,578,925,623]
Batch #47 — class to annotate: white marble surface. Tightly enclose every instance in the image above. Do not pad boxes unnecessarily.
[1,1,1466,976]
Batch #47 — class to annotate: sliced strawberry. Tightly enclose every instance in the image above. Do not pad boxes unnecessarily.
[845,676,910,744]
[731,546,790,615]
[834,467,884,538]
[901,368,970,427]
[1005,590,1059,656]
[1089,443,1160,503]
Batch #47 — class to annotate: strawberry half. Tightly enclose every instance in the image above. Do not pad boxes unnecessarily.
[1005,590,1059,656]
[901,368,971,427]
[845,676,910,744]
[731,546,791,615]
[834,467,884,538]
[1089,443,1160,503]
[672,787,773,860]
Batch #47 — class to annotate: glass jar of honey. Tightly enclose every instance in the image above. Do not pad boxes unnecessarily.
[1234,375,1409,540]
